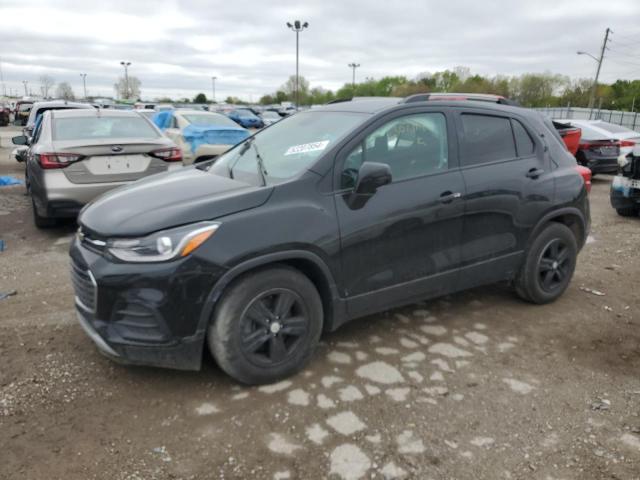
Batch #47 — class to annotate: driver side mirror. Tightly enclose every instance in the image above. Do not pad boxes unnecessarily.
[355,162,392,195]
[12,135,29,146]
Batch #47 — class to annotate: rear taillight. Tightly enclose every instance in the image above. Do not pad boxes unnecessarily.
[575,165,592,194]
[149,147,182,162]
[37,153,84,169]
[579,140,620,151]
[620,140,635,148]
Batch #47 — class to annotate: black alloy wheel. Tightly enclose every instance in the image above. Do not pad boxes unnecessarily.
[239,289,308,366]
[537,239,571,293]
[208,266,323,385]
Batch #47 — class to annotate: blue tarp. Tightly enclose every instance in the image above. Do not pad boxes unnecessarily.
[152,111,250,153]
[152,110,174,130]
[182,125,250,153]
[0,176,23,186]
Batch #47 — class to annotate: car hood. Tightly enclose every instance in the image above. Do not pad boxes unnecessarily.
[79,167,272,237]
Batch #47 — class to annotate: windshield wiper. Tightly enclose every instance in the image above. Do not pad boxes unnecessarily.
[251,140,268,186]
[228,138,268,186]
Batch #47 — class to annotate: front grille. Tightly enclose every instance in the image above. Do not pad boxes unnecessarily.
[70,260,97,312]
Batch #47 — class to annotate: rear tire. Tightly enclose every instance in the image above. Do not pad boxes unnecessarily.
[515,223,577,304]
[208,266,323,385]
[616,206,638,217]
[31,197,57,228]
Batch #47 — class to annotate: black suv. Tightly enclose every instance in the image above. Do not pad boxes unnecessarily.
[70,98,590,384]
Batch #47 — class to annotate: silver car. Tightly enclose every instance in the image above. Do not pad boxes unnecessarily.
[24,100,94,137]
[12,109,182,228]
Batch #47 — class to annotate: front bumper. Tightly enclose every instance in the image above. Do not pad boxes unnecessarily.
[610,175,640,209]
[69,236,226,370]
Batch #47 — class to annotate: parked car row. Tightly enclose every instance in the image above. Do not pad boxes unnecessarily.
[553,119,639,175]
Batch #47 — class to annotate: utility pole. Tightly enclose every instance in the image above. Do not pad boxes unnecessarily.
[286,20,309,110]
[22,80,28,97]
[588,27,611,109]
[211,76,217,103]
[120,61,131,99]
[348,63,360,93]
[80,73,87,99]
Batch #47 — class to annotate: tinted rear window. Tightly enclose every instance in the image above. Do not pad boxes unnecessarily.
[53,116,160,141]
[594,122,634,134]
[576,124,609,140]
[460,114,516,166]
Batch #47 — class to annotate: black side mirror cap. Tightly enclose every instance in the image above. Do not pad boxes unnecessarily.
[355,162,392,195]
[12,135,29,146]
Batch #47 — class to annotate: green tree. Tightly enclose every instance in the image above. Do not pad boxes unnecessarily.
[193,93,207,103]
[55,82,75,100]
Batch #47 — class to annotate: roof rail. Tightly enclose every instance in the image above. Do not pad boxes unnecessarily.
[402,94,431,104]
[326,98,353,104]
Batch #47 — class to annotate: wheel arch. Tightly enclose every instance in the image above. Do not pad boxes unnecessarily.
[197,250,345,338]
[529,208,587,251]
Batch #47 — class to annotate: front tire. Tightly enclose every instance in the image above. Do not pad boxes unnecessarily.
[515,223,577,304]
[208,266,323,385]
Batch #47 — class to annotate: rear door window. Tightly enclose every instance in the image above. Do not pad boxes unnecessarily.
[460,114,516,166]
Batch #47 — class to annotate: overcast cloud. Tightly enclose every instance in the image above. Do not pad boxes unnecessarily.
[1,0,639,101]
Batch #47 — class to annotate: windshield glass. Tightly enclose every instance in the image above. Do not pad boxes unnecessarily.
[53,115,160,141]
[182,113,239,127]
[209,111,368,185]
[262,112,280,119]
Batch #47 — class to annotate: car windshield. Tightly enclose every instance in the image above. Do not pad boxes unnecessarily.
[182,113,239,127]
[209,111,368,185]
[18,104,32,112]
[53,115,160,140]
[262,112,280,119]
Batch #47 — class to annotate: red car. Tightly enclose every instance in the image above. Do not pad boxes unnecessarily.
[0,103,11,126]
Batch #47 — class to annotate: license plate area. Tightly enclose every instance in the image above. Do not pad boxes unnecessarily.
[86,155,150,175]
[598,146,618,156]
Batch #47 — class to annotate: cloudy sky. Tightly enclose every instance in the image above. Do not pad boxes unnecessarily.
[1,0,639,101]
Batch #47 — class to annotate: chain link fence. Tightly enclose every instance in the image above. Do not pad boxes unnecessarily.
[535,107,640,132]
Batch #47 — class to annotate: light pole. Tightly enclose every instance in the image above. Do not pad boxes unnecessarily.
[80,73,87,99]
[348,63,360,93]
[286,20,309,110]
[120,61,131,99]
[22,80,28,97]
[211,76,217,103]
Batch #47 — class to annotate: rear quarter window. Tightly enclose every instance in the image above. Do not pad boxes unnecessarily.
[511,119,535,156]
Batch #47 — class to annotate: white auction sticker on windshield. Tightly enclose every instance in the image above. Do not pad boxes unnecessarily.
[285,140,330,156]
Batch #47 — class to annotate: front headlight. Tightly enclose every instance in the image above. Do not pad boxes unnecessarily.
[107,222,220,263]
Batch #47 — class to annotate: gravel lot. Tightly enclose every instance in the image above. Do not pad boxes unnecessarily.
[1,124,639,480]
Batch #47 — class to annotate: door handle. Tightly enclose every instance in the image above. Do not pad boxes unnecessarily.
[526,168,544,179]
[439,191,462,204]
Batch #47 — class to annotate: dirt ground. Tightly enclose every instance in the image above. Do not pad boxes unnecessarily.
[1,124,639,480]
